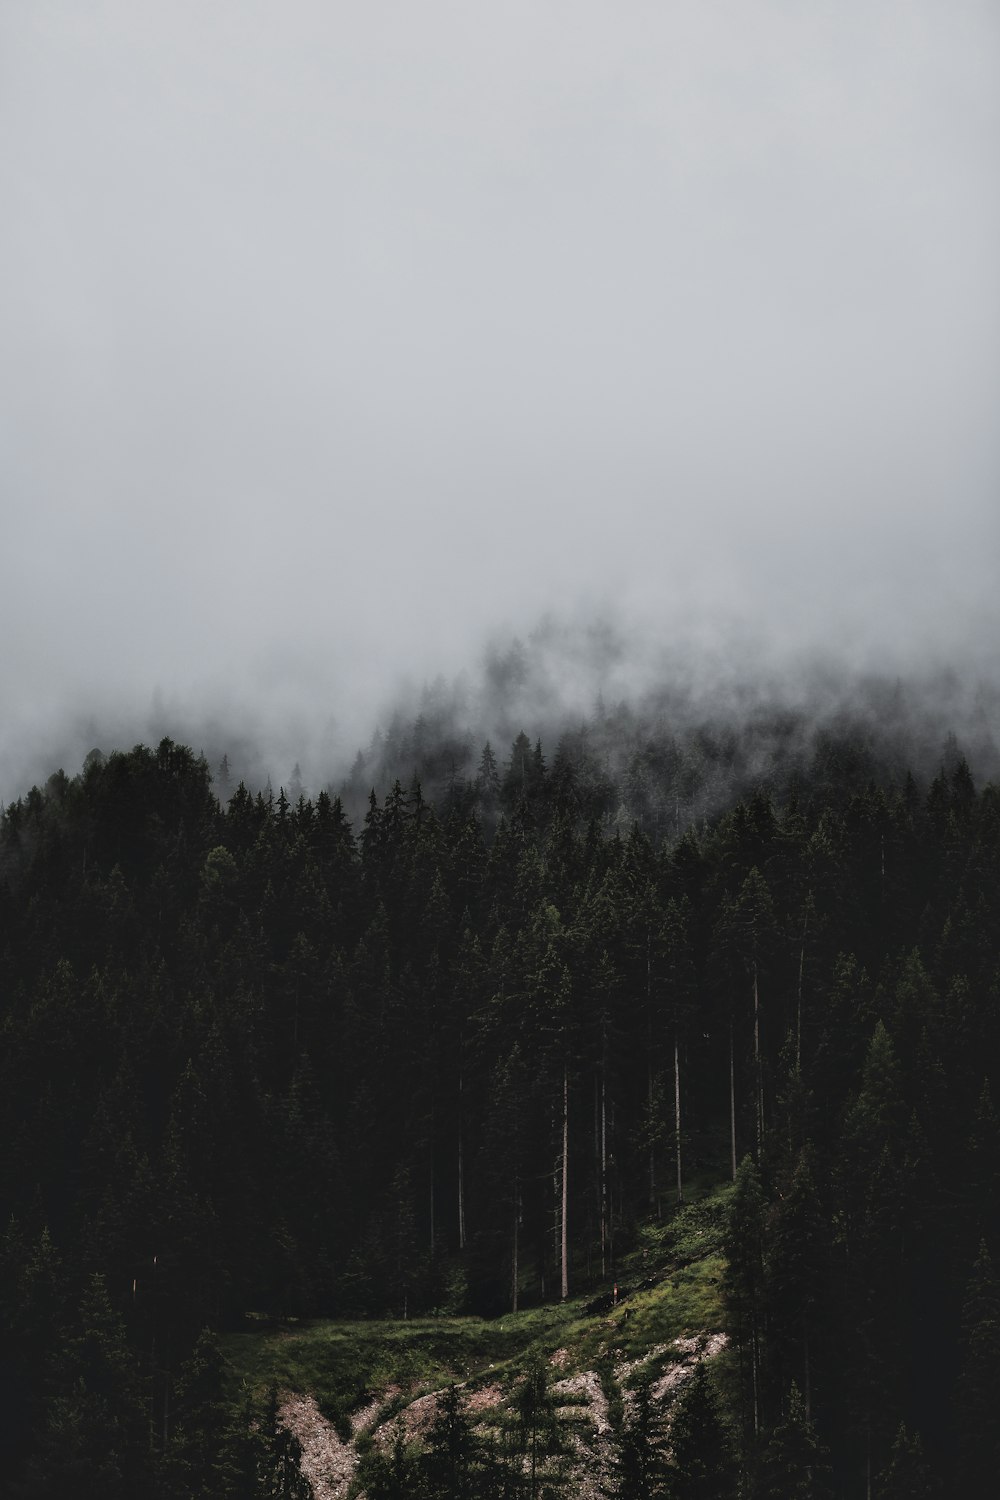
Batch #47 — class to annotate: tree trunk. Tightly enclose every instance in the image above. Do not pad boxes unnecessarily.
[561,1063,569,1301]
[647,930,656,1210]
[751,1328,760,1437]
[674,1030,683,1205]
[730,1018,737,1181]
[600,1040,608,1278]
[552,1108,559,1276]
[753,959,764,1155]
[457,1068,466,1252]
[796,905,809,1074]
[511,1185,520,1313]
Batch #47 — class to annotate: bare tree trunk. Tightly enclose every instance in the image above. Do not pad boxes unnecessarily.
[149,1336,156,1451]
[751,1329,759,1437]
[753,959,764,1155]
[647,931,656,1210]
[594,1070,600,1163]
[511,1185,520,1313]
[593,1069,600,1269]
[552,1105,559,1275]
[561,1062,569,1301]
[600,1064,608,1277]
[457,1069,466,1252]
[674,1030,683,1205]
[796,906,809,1074]
[730,1017,737,1181]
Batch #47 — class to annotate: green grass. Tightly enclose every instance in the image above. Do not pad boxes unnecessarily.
[223,1178,733,1430]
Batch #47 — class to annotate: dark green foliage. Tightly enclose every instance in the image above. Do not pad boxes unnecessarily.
[15,1273,152,1500]
[514,1354,563,1498]
[876,1423,938,1500]
[423,1384,480,1500]
[754,1383,829,1499]
[955,1242,1000,1497]
[764,1146,825,1423]
[365,1423,428,1500]
[666,1361,734,1499]
[1,716,997,1496]
[615,1376,663,1500]
[723,1158,766,1440]
[163,1329,235,1498]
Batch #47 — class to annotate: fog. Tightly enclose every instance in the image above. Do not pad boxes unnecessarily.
[2,2,998,800]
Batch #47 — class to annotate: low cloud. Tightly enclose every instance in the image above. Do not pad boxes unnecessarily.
[1,2,997,800]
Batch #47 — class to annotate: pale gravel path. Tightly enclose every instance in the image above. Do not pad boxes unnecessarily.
[280,1332,730,1497]
[552,1368,611,1435]
[278,1392,357,1500]
[350,1385,400,1438]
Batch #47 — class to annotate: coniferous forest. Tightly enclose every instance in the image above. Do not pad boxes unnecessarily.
[1,702,999,1498]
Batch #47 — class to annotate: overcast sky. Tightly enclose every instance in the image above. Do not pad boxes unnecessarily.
[2,1,998,793]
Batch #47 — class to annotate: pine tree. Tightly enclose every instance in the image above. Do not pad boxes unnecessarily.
[515,1353,561,1500]
[18,1273,151,1500]
[163,1327,233,1499]
[258,1385,315,1499]
[723,1156,767,1441]
[423,1383,477,1500]
[765,1144,826,1420]
[365,1421,426,1499]
[955,1241,1000,1497]
[476,742,501,807]
[876,1422,938,1499]
[754,1382,830,1499]
[666,1360,734,1499]
[616,1375,663,1499]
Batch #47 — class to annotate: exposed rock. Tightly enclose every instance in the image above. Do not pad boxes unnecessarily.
[552,1368,611,1435]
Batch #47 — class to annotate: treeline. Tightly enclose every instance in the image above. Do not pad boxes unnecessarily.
[1,727,999,1494]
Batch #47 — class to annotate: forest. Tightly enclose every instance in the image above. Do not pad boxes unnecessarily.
[1,698,998,1498]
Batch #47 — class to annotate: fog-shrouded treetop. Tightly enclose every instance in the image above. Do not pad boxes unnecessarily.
[2,1,998,800]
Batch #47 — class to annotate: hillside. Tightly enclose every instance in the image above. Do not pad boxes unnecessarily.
[226,1183,732,1498]
[1,721,998,1495]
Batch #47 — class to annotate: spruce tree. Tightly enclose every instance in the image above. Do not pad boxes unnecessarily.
[423,1383,477,1500]
[955,1241,1000,1497]
[754,1382,830,1499]
[17,1273,151,1500]
[666,1360,734,1500]
[616,1375,663,1500]
[723,1156,767,1441]
[876,1422,938,1499]
[163,1327,233,1499]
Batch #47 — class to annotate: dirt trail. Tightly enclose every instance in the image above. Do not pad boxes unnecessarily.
[279,1331,730,1498]
[278,1393,357,1500]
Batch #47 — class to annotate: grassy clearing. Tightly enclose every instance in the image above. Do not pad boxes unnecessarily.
[225,1307,575,1432]
[224,1178,732,1429]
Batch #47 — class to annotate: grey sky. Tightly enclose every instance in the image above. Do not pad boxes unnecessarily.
[2,1,998,794]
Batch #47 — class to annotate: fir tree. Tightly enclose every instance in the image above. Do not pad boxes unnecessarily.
[754,1382,830,1499]
[666,1360,734,1500]
[955,1241,1000,1497]
[875,1422,938,1500]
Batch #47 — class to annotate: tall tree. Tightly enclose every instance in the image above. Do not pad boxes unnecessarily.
[755,1382,830,1500]
[666,1360,735,1500]
[724,1156,767,1443]
[955,1241,1000,1498]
